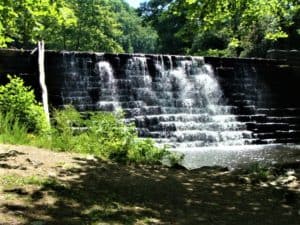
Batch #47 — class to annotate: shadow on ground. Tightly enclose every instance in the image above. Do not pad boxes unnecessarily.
[0,150,26,169]
[2,156,300,225]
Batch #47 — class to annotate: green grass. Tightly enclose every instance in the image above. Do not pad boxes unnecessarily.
[0,174,57,188]
[0,111,29,145]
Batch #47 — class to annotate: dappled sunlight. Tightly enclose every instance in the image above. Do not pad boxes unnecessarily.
[0,145,300,224]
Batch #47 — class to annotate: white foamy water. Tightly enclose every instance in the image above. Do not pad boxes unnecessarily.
[96,61,120,111]
[95,55,253,149]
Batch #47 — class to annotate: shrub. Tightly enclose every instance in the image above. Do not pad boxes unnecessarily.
[48,105,83,151]
[127,138,168,164]
[49,106,169,163]
[0,75,49,133]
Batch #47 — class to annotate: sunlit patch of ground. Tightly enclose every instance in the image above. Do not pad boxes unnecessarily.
[0,144,299,225]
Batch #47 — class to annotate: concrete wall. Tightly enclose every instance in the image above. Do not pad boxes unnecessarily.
[0,49,299,144]
[205,56,300,144]
[0,49,40,100]
[267,49,300,66]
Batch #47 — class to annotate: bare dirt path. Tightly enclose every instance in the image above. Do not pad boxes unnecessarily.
[0,144,300,225]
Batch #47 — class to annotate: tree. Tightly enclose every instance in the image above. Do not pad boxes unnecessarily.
[185,0,299,56]
[138,0,188,54]
[60,0,122,52]
[0,0,158,53]
[109,0,158,53]
[2,0,297,55]
[0,0,18,47]
[139,0,300,56]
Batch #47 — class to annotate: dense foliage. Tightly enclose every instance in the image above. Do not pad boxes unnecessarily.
[48,106,168,163]
[139,0,300,56]
[0,75,48,133]
[0,0,299,56]
[0,0,158,53]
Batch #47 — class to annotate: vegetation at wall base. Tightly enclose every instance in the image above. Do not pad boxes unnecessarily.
[0,111,29,145]
[40,106,170,164]
[0,75,49,134]
[0,76,174,165]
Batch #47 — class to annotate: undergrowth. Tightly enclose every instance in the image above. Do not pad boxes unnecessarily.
[0,174,59,188]
[0,75,174,165]
[36,106,169,164]
[0,111,29,144]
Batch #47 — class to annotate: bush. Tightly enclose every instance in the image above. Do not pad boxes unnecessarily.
[48,106,168,164]
[0,75,49,133]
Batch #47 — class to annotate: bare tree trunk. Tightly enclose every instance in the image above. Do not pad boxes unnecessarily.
[38,41,50,127]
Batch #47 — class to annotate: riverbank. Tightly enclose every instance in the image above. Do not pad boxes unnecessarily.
[0,144,299,225]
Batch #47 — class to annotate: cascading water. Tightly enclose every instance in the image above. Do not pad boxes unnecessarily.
[95,55,254,151]
[95,61,120,111]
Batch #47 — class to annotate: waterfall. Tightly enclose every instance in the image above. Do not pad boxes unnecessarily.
[95,61,120,111]
[94,55,253,149]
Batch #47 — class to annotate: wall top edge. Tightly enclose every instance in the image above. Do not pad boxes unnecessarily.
[0,48,286,64]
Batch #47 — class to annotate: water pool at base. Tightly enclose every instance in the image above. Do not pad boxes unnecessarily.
[171,144,300,170]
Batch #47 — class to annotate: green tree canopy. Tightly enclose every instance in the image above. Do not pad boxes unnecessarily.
[1,0,299,56]
[139,0,300,56]
[0,0,158,53]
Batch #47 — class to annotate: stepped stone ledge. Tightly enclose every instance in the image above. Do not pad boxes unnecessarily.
[0,49,299,148]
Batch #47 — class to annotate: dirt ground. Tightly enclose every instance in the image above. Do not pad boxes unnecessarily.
[0,144,300,225]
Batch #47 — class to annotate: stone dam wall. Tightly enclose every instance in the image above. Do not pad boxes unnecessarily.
[205,56,300,145]
[0,49,300,147]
